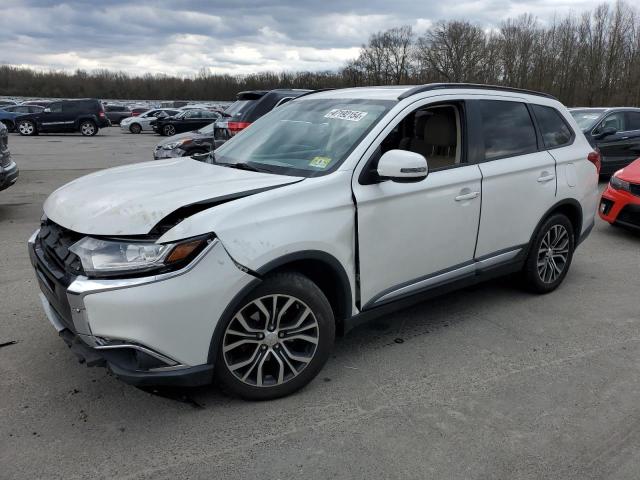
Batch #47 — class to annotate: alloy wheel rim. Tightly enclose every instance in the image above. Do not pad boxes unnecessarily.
[166,126,175,135]
[82,123,95,135]
[222,294,319,387]
[20,122,33,134]
[537,224,569,283]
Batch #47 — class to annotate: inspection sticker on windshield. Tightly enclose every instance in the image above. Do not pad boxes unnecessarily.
[324,109,368,122]
[309,156,332,168]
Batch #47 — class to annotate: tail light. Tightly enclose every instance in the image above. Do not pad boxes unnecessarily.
[99,111,106,118]
[587,150,601,174]
[227,121,251,136]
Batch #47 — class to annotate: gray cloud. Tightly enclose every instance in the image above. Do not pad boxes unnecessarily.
[0,0,606,75]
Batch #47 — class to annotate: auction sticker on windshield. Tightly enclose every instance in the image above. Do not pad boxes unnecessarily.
[324,109,368,122]
[309,156,332,168]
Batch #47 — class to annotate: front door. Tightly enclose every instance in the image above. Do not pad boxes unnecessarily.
[38,101,66,132]
[352,101,482,308]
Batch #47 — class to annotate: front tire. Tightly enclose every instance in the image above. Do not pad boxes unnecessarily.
[163,124,176,136]
[17,120,36,136]
[129,123,142,134]
[522,214,575,293]
[215,272,335,400]
[80,120,97,136]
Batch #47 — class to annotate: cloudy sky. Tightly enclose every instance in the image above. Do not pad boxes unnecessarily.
[0,0,608,77]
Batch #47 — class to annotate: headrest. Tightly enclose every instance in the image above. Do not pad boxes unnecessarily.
[423,111,457,147]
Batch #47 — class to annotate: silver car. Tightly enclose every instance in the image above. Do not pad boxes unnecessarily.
[120,108,180,134]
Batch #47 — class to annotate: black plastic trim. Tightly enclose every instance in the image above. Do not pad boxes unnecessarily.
[398,83,557,101]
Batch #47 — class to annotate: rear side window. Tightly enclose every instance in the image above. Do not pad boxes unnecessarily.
[532,105,573,148]
[49,102,63,113]
[478,101,538,161]
[626,112,640,130]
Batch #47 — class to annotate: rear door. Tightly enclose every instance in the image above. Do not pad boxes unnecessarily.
[471,99,557,257]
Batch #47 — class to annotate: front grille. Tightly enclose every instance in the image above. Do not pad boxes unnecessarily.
[630,182,640,197]
[38,220,85,275]
[617,205,640,228]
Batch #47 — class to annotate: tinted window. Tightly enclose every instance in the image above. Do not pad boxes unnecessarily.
[479,100,537,160]
[49,102,63,113]
[597,112,626,132]
[626,112,640,130]
[532,105,572,148]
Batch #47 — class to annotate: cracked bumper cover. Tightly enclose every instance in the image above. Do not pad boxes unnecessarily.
[28,229,256,387]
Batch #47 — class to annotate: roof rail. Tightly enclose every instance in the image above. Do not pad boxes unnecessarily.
[292,88,336,100]
[398,83,557,101]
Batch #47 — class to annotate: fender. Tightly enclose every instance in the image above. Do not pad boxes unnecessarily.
[206,249,354,364]
[525,198,583,256]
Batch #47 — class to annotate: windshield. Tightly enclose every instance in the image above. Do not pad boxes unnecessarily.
[570,109,605,130]
[213,98,395,177]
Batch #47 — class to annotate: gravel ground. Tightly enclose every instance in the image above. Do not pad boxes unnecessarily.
[1,127,639,480]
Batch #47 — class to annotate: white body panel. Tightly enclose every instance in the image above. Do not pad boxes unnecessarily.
[475,151,557,256]
[43,159,300,235]
[353,165,481,306]
[83,241,254,366]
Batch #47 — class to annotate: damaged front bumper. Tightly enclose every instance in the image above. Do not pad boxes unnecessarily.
[28,228,255,387]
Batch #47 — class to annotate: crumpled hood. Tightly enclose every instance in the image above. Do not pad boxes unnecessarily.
[44,158,301,236]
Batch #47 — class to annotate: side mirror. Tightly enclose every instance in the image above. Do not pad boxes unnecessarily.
[377,149,428,182]
[43,107,51,113]
[595,126,617,139]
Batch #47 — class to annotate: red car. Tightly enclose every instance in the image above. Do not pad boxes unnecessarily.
[599,158,640,230]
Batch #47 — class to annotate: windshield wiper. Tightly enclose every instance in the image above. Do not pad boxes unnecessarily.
[216,161,268,172]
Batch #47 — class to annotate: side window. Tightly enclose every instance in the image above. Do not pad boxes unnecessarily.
[625,112,640,131]
[478,100,537,161]
[532,105,573,148]
[597,112,625,132]
[380,103,462,170]
[49,102,63,113]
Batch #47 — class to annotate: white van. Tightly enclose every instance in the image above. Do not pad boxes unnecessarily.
[29,84,599,400]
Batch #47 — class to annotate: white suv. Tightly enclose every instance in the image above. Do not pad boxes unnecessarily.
[29,84,599,400]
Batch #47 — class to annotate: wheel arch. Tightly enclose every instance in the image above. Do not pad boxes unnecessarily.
[206,250,353,364]
[253,251,353,335]
[528,199,583,254]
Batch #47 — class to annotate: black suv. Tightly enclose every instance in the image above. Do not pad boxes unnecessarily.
[214,89,310,143]
[103,104,131,124]
[0,122,18,192]
[152,109,221,136]
[16,99,110,136]
[570,107,640,175]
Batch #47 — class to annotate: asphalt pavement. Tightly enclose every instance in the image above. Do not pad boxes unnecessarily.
[1,127,639,479]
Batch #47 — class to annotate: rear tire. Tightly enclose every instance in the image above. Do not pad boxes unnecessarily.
[129,123,142,134]
[521,214,575,294]
[17,120,36,136]
[163,124,176,136]
[215,272,335,400]
[80,120,97,136]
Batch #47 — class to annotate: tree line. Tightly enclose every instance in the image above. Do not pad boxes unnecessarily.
[1,1,639,106]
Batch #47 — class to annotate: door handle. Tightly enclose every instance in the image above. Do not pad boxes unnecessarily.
[455,191,480,201]
[537,173,556,183]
